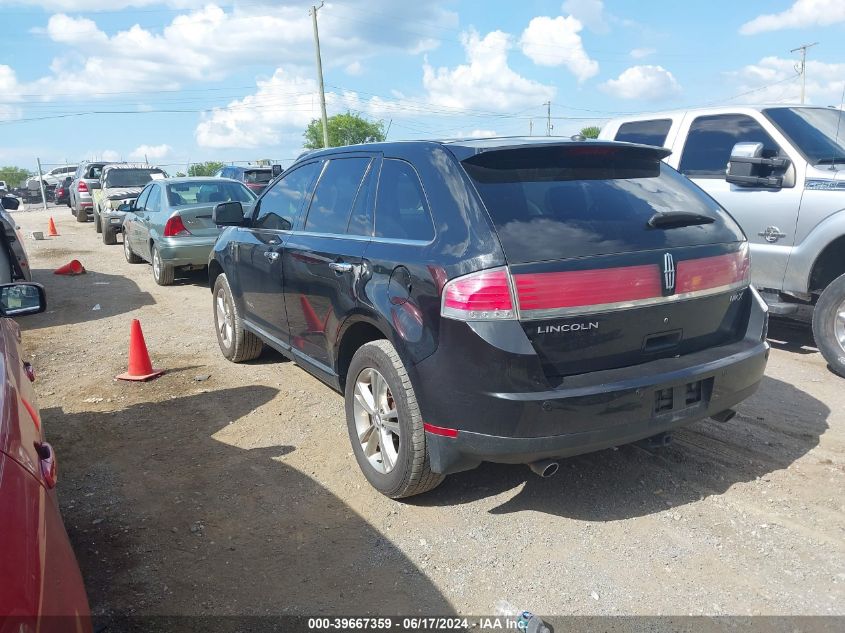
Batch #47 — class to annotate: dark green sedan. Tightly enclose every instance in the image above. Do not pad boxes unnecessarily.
[122,177,257,285]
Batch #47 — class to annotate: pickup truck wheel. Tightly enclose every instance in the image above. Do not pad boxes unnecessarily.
[212,274,263,362]
[151,244,174,285]
[345,340,445,499]
[813,272,845,377]
[123,235,143,263]
[95,212,102,233]
[102,225,117,245]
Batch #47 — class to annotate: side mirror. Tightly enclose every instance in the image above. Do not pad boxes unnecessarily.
[726,142,791,189]
[213,201,245,226]
[0,283,46,317]
[64,176,73,184]
[271,164,283,177]
[0,196,20,211]
[117,203,133,213]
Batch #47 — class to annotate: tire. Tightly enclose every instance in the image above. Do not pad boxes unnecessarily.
[151,244,174,285]
[95,211,102,233]
[123,234,143,263]
[812,272,845,377]
[103,225,117,245]
[75,206,87,222]
[345,340,444,499]
[212,274,263,362]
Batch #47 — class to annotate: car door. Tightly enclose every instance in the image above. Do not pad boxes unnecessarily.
[675,112,804,290]
[138,184,163,260]
[283,154,378,371]
[125,185,152,254]
[237,160,323,346]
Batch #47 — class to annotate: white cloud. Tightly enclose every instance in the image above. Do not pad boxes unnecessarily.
[728,56,845,104]
[1,0,210,9]
[601,65,681,101]
[345,61,363,76]
[630,47,655,59]
[740,0,845,35]
[15,2,456,100]
[562,0,609,33]
[453,129,497,138]
[423,29,555,111]
[520,16,599,82]
[129,144,172,161]
[0,65,23,121]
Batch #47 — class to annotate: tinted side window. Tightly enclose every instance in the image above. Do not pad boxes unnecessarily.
[146,185,162,213]
[615,119,672,147]
[680,114,779,177]
[304,157,371,234]
[347,161,376,236]
[253,162,321,231]
[374,159,434,241]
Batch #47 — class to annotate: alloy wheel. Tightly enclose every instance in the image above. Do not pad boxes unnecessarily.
[152,248,161,279]
[215,290,234,349]
[835,297,845,354]
[352,368,400,474]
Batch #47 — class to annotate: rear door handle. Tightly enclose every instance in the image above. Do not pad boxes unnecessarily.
[329,262,354,273]
[264,250,280,262]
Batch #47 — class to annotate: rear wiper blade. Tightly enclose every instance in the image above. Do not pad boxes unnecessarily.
[647,211,715,229]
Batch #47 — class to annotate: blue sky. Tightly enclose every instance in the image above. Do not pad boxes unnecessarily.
[1,0,844,173]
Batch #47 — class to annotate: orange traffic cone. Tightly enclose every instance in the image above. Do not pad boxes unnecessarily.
[116,319,164,381]
[53,259,85,275]
[47,217,59,237]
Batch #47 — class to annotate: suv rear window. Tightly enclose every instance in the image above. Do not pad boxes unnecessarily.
[615,119,672,146]
[244,169,272,185]
[462,145,742,263]
[105,169,165,188]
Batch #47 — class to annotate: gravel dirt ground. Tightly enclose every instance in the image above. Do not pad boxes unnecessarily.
[9,204,845,622]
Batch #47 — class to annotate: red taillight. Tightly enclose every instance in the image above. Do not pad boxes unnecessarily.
[676,245,750,294]
[163,215,191,237]
[77,180,88,192]
[423,423,459,438]
[441,267,515,321]
[515,264,662,312]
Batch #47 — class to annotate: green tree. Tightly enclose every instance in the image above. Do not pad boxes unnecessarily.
[0,166,32,188]
[303,112,386,149]
[188,161,225,177]
[579,126,601,139]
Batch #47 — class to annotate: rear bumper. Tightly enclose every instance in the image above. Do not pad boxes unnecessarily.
[419,289,770,475]
[157,237,217,267]
[101,210,126,230]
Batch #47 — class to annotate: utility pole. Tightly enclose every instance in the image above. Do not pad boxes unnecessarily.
[310,2,330,148]
[791,42,818,104]
[35,157,48,212]
[529,119,533,136]
[544,101,553,136]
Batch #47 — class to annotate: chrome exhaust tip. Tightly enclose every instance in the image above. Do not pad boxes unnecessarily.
[711,409,737,423]
[528,459,560,478]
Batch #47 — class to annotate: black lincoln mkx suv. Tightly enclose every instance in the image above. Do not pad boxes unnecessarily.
[208,137,769,498]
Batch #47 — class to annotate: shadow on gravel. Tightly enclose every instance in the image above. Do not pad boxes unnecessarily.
[43,386,450,625]
[21,268,156,330]
[766,318,818,355]
[415,376,828,521]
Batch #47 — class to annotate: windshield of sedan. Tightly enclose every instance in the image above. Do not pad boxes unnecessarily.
[167,181,256,206]
[105,169,165,188]
[764,107,845,165]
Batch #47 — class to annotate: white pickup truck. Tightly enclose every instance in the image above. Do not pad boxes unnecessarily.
[601,105,845,375]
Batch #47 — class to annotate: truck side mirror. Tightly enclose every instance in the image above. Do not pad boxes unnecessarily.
[726,142,791,189]
[271,164,282,177]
